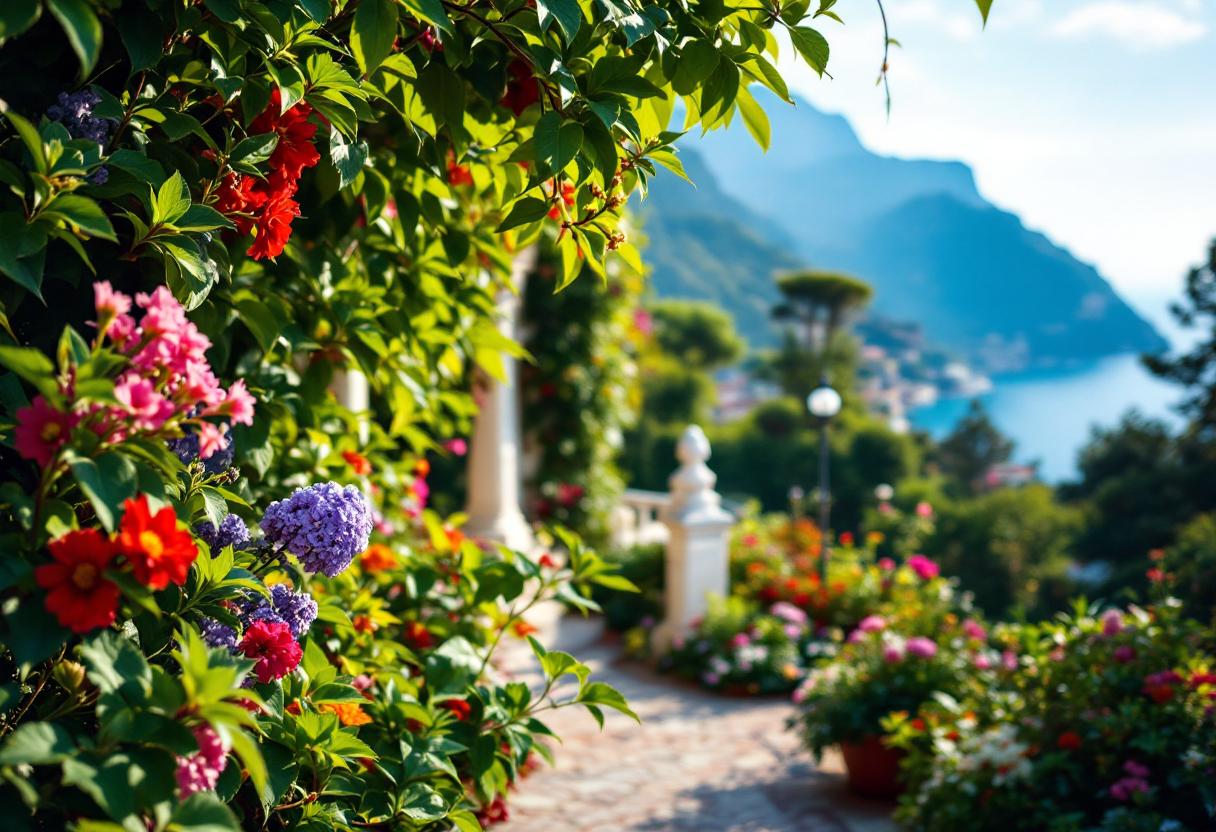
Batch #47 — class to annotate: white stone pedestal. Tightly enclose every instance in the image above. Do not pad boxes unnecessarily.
[329,368,370,444]
[464,248,537,553]
[652,425,735,653]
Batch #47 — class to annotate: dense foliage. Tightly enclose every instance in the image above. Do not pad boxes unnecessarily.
[0,0,966,827]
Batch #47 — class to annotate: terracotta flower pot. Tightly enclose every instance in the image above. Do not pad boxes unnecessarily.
[839,737,906,799]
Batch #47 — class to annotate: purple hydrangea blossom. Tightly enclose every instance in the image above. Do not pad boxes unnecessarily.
[45,90,113,184]
[259,482,372,577]
[195,513,251,556]
[246,583,318,638]
[198,618,239,651]
[168,429,236,474]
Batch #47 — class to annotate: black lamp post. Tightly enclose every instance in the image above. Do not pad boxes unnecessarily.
[807,377,841,582]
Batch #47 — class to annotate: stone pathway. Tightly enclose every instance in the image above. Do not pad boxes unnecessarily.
[498,614,899,832]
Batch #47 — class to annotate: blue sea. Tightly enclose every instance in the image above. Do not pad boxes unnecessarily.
[909,353,1185,483]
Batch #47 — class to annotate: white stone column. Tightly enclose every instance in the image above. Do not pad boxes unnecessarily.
[329,368,370,444]
[652,425,735,652]
[464,248,537,552]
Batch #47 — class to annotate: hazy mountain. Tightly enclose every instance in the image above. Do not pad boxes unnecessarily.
[639,91,1167,371]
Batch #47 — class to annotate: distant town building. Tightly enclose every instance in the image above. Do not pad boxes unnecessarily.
[980,463,1038,491]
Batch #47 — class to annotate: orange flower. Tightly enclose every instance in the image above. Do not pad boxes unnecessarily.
[866,531,885,545]
[413,458,430,478]
[35,529,121,633]
[360,544,398,573]
[511,620,539,638]
[403,620,434,650]
[116,495,198,590]
[353,615,377,633]
[445,526,465,551]
[342,450,372,475]
[285,701,302,715]
[319,702,373,726]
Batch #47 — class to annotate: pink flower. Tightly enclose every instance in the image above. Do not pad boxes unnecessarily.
[1002,650,1019,671]
[907,555,940,580]
[1110,777,1150,801]
[240,619,303,683]
[915,501,933,518]
[742,534,760,547]
[769,602,808,625]
[883,645,905,663]
[196,422,229,460]
[93,281,132,338]
[730,633,751,648]
[14,396,79,467]
[352,674,373,691]
[974,654,992,670]
[107,314,140,348]
[114,373,174,431]
[175,724,228,798]
[847,630,865,644]
[962,619,987,641]
[858,615,888,633]
[1114,645,1137,664]
[411,477,430,506]
[907,637,938,659]
[1101,609,1125,637]
[792,682,811,704]
[877,557,896,571]
[784,624,802,639]
[221,380,256,426]
[443,438,467,456]
[375,518,395,536]
[634,309,653,336]
[1124,760,1150,779]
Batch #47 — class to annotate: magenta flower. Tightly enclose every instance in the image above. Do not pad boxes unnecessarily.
[907,555,940,580]
[858,615,888,633]
[175,724,228,798]
[240,619,303,684]
[1101,609,1125,637]
[1002,650,1019,671]
[14,396,79,468]
[444,438,468,456]
[93,280,132,338]
[1114,645,1137,664]
[877,557,896,571]
[974,654,992,670]
[730,632,751,648]
[907,637,938,659]
[208,379,256,426]
[883,641,906,663]
[962,619,987,641]
[196,422,229,460]
[769,602,808,625]
[915,501,933,518]
[107,313,139,348]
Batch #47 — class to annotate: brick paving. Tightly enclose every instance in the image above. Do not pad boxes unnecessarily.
[499,614,899,832]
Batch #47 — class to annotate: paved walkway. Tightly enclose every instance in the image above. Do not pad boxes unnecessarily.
[499,614,899,832]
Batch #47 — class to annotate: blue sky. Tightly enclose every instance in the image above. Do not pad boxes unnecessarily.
[775,0,1216,343]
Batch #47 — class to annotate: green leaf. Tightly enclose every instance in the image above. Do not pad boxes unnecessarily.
[42,194,116,241]
[974,0,993,24]
[0,722,76,765]
[153,172,192,226]
[46,0,102,78]
[0,344,55,389]
[0,213,48,299]
[351,0,398,77]
[537,0,581,40]
[789,26,830,76]
[400,0,453,33]
[115,9,165,73]
[0,0,41,38]
[173,205,235,233]
[495,198,550,233]
[230,133,279,165]
[575,681,639,722]
[169,790,242,832]
[69,452,138,533]
[235,297,279,353]
[647,148,691,183]
[3,600,72,666]
[329,129,369,190]
[5,111,47,175]
[534,112,583,176]
[735,86,770,151]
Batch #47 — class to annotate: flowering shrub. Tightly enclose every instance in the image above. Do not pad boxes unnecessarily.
[790,608,992,758]
[662,595,818,694]
[886,599,1216,831]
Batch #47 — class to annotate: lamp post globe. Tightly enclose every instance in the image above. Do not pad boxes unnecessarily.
[807,377,839,582]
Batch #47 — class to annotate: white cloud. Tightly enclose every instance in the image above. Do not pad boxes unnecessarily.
[1050,1,1206,49]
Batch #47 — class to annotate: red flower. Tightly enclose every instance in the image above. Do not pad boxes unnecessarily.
[240,619,303,684]
[1056,732,1082,751]
[439,699,472,721]
[538,553,557,569]
[1146,568,1165,583]
[1189,673,1216,689]
[247,190,300,261]
[116,495,198,590]
[839,531,854,546]
[477,795,509,826]
[213,174,268,235]
[285,700,302,715]
[249,89,321,182]
[500,60,540,116]
[35,529,121,633]
[447,153,473,187]
[342,450,372,475]
[14,395,79,468]
[910,718,926,731]
[547,183,576,220]
[511,620,539,638]
[403,620,434,650]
